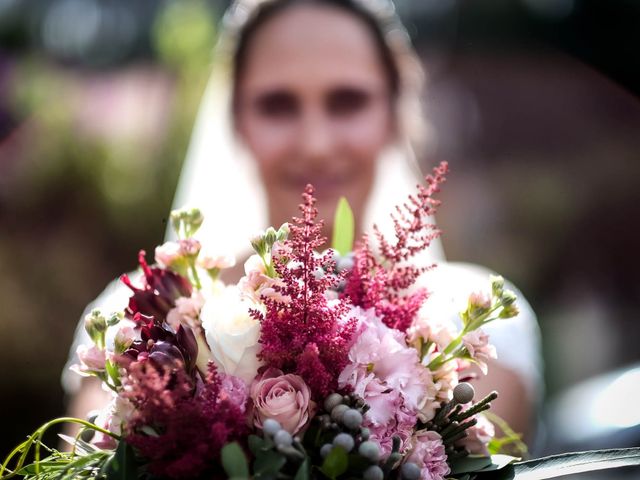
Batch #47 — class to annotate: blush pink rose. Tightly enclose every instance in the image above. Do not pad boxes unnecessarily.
[250,368,316,435]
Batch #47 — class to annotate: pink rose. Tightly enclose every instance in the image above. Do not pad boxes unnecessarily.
[250,368,316,435]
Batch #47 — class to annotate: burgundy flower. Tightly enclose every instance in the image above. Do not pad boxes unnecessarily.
[122,362,248,479]
[121,250,192,322]
[119,312,198,374]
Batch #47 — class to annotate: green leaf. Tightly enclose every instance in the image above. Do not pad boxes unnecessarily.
[321,446,349,479]
[221,442,249,479]
[450,455,493,474]
[254,450,286,476]
[105,441,137,480]
[331,197,354,256]
[511,448,640,479]
[17,460,68,474]
[248,435,266,455]
[294,458,310,480]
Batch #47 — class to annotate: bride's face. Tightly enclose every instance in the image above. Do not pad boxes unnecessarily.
[234,4,395,233]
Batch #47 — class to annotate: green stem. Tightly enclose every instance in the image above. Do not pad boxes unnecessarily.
[190,262,202,290]
[0,417,120,479]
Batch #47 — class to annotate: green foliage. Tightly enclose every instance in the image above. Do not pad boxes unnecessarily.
[320,447,348,479]
[0,418,119,480]
[103,441,136,480]
[152,0,217,73]
[254,450,287,479]
[294,459,310,480]
[331,197,355,256]
[484,412,528,458]
[449,455,494,475]
[221,443,249,479]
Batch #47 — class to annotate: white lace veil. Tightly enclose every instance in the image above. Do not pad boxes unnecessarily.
[168,0,445,263]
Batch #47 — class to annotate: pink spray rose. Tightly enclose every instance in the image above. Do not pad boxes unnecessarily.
[407,430,451,480]
[250,368,316,435]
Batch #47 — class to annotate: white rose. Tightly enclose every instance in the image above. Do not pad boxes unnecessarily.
[200,285,262,384]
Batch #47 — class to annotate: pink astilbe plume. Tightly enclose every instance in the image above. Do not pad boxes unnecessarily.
[254,185,356,399]
[344,161,449,332]
[122,362,248,479]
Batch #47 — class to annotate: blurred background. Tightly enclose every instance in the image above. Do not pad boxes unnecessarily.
[0,0,638,466]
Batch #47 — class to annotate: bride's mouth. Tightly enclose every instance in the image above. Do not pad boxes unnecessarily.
[281,171,356,198]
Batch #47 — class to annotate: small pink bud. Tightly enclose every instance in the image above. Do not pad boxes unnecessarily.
[179,238,201,257]
[469,291,491,310]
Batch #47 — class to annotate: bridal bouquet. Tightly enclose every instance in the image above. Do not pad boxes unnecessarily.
[2,162,638,480]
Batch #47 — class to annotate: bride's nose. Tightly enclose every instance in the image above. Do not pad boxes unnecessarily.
[296,106,337,165]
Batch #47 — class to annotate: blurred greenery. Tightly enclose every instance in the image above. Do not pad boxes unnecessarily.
[0,0,216,455]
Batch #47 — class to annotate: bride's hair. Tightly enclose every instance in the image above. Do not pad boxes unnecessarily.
[231,0,399,102]
[221,0,430,157]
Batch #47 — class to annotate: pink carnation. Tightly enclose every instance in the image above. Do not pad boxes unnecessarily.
[250,367,316,435]
[339,307,432,412]
[358,376,416,456]
[407,430,451,480]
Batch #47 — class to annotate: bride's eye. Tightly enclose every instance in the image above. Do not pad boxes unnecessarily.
[326,87,371,117]
[254,90,299,119]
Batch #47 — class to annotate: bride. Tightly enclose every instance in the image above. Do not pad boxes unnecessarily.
[64,0,542,441]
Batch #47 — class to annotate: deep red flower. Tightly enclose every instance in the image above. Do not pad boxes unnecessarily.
[122,362,248,480]
[120,250,192,321]
[118,312,198,375]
